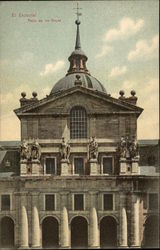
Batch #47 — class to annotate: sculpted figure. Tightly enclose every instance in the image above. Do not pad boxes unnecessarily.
[130,138,138,158]
[119,136,127,158]
[30,139,41,160]
[89,136,98,159]
[60,137,70,160]
[20,140,29,160]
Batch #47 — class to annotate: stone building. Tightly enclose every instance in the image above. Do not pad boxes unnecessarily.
[0,15,159,249]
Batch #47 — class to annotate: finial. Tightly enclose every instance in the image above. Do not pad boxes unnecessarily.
[21,92,26,98]
[119,90,125,97]
[131,90,136,96]
[74,2,82,22]
[32,91,37,98]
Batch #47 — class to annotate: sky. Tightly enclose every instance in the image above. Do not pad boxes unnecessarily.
[0,0,159,140]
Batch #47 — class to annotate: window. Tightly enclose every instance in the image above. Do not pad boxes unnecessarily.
[45,194,55,211]
[149,193,158,210]
[70,106,87,139]
[74,194,84,211]
[1,195,10,211]
[74,157,84,175]
[45,158,56,175]
[103,157,113,175]
[104,194,113,211]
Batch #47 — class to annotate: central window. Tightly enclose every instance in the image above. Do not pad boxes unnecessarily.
[70,106,87,139]
[74,157,84,175]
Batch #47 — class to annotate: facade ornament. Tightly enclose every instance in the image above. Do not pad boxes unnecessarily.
[30,139,41,160]
[119,136,139,159]
[89,136,98,160]
[20,139,41,161]
[60,137,70,161]
[20,140,29,160]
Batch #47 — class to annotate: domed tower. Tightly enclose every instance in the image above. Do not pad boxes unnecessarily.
[50,15,106,94]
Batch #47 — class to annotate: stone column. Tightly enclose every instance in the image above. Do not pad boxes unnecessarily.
[119,194,128,248]
[89,192,99,249]
[60,192,70,248]
[19,194,29,249]
[130,193,140,248]
[31,193,40,248]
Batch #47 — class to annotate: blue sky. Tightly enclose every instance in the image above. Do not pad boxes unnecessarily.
[0,0,159,140]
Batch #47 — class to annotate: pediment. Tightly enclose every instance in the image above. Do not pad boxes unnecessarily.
[14,86,143,116]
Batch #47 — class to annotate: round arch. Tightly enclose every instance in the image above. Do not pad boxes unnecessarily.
[42,216,59,249]
[40,214,60,225]
[99,214,119,225]
[71,216,88,249]
[100,215,118,248]
[69,214,89,225]
[0,216,15,248]
[143,215,159,248]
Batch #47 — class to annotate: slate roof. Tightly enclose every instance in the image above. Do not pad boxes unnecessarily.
[50,72,106,94]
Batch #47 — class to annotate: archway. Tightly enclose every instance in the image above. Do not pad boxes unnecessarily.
[100,216,117,248]
[42,216,59,248]
[0,216,14,247]
[71,216,88,249]
[143,215,159,248]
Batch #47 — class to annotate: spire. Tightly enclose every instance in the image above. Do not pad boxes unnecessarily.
[66,3,90,76]
[75,19,81,49]
[74,3,82,49]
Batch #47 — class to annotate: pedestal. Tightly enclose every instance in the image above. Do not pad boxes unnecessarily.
[131,157,140,175]
[119,158,128,175]
[89,159,98,175]
[32,160,40,176]
[61,160,69,176]
[20,160,27,176]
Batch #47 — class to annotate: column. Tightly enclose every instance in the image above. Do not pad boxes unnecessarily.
[119,194,128,248]
[60,192,70,248]
[19,194,29,249]
[31,193,40,248]
[130,193,140,248]
[89,192,99,249]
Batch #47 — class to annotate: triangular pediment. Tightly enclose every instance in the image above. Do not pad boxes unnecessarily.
[14,86,143,116]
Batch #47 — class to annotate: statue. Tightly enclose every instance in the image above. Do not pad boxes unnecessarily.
[119,136,127,158]
[119,136,139,159]
[20,140,29,160]
[60,137,70,160]
[129,138,139,158]
[30,139,41,160]
[89,136,98,160]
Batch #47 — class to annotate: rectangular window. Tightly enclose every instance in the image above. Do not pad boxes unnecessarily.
[45,194,55,211]
[149,193,158,210]
[74,158,84,175]
[74,194,84,210]
[45,158,56,175]
[1,195,10,211]
[104,194,113,211]
[103,157,113,174]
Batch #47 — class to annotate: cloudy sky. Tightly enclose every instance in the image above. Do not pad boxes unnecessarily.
[0,0,159,140]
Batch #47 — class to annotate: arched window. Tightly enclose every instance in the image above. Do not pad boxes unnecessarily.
[70,106,87,139]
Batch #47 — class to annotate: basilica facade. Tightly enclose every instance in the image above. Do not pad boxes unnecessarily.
[0,15,159,249]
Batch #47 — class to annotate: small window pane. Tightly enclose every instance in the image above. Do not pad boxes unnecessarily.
[74,194,84,210]
[45,195,55,211]
[103,158,112,174]
[1,195,10,211]
[104,194,113,211]
[149,193,158,210]
[74,158,84,175]
[46,158,55,175]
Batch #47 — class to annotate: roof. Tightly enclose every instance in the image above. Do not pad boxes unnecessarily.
[50,73,106,94]
[140,166,159,176]
[0,141,20,147]
[138,139,159,145]
[0,151,7,163]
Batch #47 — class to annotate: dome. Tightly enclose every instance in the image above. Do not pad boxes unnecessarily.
[50,73,106,94]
